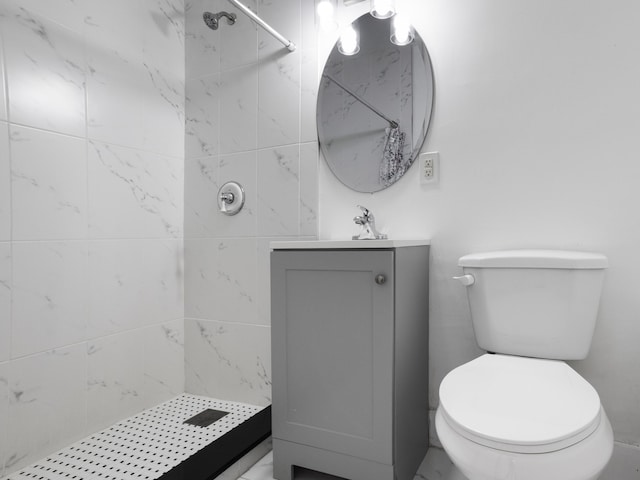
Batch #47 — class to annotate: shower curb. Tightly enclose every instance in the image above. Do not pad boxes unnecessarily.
[161,405,271,480]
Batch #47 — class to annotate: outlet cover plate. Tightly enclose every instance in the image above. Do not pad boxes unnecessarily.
[419,152,439,185]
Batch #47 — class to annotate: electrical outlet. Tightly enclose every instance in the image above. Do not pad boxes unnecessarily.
[419,152,439,185]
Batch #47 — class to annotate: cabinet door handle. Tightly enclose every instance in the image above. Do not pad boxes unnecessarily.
[375,274,386,285]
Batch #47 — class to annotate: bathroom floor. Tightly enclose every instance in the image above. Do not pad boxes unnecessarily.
[236,444,635,480]
[237,448,466,480]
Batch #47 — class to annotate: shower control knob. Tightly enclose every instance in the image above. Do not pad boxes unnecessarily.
[217,181,245,216]
[375,274,386,285]
[220,192,235,204]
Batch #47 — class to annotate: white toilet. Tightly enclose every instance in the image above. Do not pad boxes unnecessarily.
[436,250,614,480]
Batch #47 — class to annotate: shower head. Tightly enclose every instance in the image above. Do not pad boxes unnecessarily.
[203,11,237,30]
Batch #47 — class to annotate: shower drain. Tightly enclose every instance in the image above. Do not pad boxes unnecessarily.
[7,394,268,480]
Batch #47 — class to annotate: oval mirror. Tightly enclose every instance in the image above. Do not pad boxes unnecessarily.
[317,13,434,193]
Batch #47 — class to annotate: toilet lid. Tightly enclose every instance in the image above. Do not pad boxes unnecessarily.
[439,354,602,453]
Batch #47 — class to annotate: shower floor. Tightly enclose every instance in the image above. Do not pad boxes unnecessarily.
[5,393,271,480]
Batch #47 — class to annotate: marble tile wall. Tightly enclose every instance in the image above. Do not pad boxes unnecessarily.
[184,0,319,406]
[0,0,185,476]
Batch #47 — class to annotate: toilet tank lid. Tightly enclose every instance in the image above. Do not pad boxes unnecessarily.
[458,250,608,269]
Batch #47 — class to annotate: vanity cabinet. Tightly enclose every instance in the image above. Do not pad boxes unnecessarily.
[270,241,430,480]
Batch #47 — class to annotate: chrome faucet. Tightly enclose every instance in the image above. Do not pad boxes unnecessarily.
[352,205,387,240]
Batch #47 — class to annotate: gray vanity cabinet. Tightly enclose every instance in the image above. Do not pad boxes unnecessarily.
[270,243,429,480]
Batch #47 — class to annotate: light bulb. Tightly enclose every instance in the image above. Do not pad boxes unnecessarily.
[338,25,359,56]
[371,0,395,19]
[390,12,414,46]
[316,0,333,18]
[317,0,338,32]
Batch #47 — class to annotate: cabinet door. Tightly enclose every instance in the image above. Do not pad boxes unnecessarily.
[271,249,394,464]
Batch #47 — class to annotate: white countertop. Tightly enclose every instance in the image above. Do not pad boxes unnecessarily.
[270,239,431,250]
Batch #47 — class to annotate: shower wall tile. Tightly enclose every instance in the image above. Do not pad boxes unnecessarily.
[84,0,186,77]
[10,126,87,241]
[213,237,258,322]
[219,64,258,154]
[185,237,258,324]
[144,319,185,407]
[221,0,258,71]
[0,35,6,122]
[6,345,87,474]
[1,0,87,33]
[185,318,271,406]
[86,48,185,159]
[184,238,216,319]
[299,142,319,237]
[255,239,271,327]
[0,245,10,363]
[185,152,258,238]
[0,6,86,137]
[83,0,145,58]
[184,0,318,407]
[88,239,183,339]
[11,241,88,358]
[217,152,258,236]
[0,122,9,242]
[257,145,300,236]
[184,155,220,237]
[139,0,185,74]
[186,0,221,78]
[255,236,308,327]
[299,0,316,55]
[257,0,301,60]
[0,362,7,478]
[0,0,187,470]
[299,0,317,144]
[88,141,183,239]
[87,329,146,433]
[186,74,220,159]
[300,50,318,143]
[257,52,301,148]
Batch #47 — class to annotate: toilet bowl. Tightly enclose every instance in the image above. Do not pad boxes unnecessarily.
[437,250,614,480]
[436,354,614,480]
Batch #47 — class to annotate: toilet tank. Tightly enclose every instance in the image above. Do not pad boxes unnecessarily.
[459,250,608,360]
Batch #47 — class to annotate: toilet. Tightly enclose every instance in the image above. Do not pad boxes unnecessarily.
[436,250,614,480]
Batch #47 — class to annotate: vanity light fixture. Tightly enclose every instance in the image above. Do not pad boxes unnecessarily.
[370,0,395,19]
[317,0,338,32]
[338,24,360,55]
[390,12,414,46]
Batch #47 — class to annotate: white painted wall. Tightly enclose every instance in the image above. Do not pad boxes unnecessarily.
[319,0,640,449]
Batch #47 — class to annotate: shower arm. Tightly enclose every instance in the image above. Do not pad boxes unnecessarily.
[226,0,296,52]
[322,73,398,129]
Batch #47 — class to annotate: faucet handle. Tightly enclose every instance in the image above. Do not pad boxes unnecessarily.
[356,205,371,218]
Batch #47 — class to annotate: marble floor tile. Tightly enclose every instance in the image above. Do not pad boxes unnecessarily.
[237,448,462,480]
[239,450,275,480]
[600,442,640,480]
[414,448,466,480]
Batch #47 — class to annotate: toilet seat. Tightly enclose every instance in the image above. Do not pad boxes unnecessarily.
[439,354,602,454]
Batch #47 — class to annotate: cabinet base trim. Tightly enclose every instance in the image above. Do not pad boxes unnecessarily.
[272,438,395,480]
